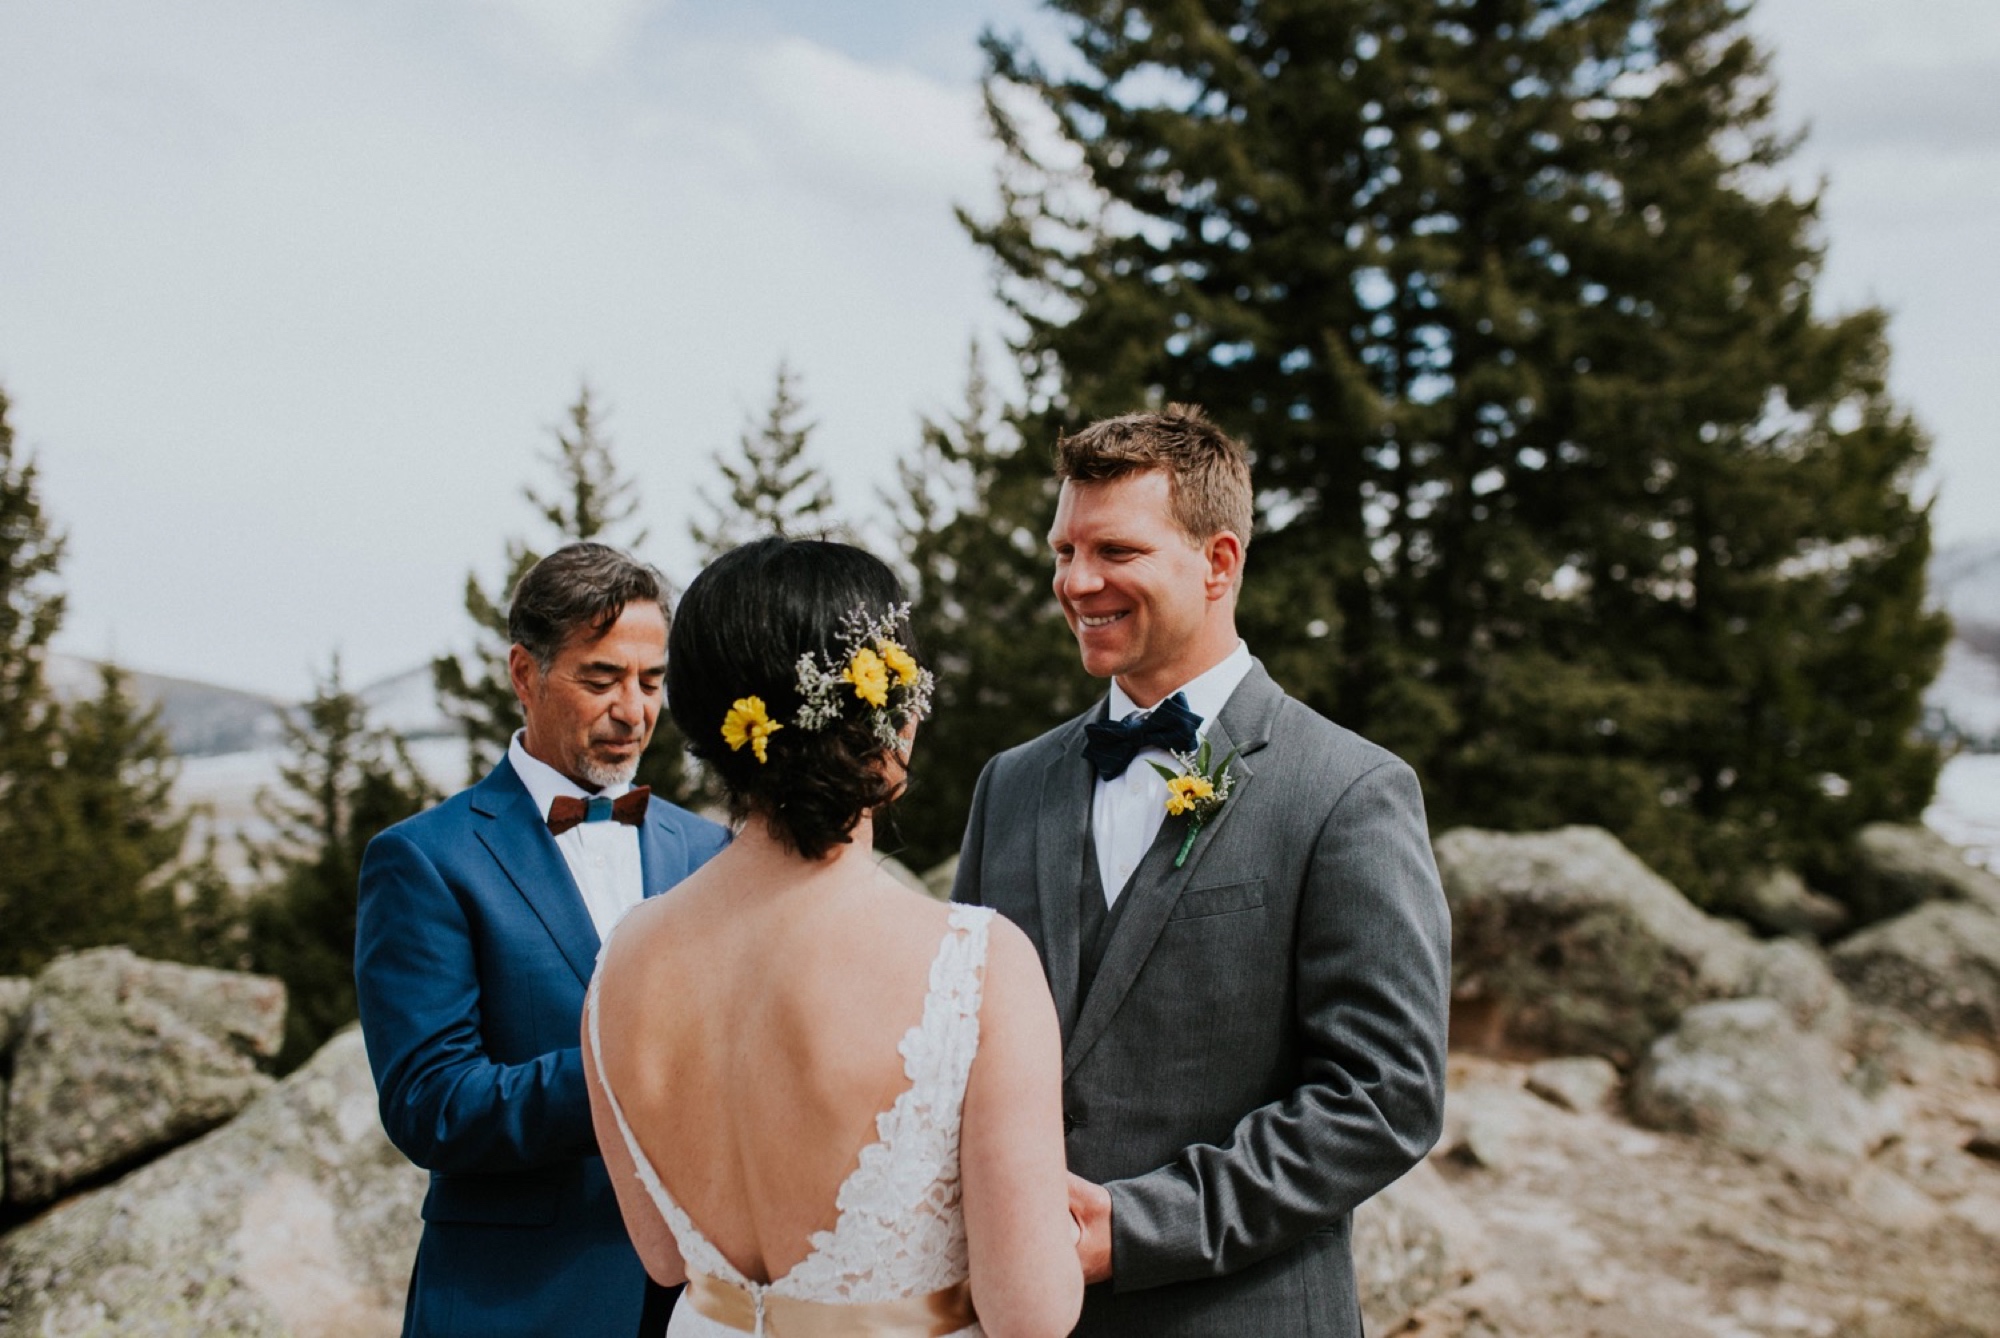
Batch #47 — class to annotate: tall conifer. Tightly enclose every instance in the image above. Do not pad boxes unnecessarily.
[889,347,1093,871]
[691,361,838,562]
[1,391,215,972]
[248,656,436,1067]
[970,0,1946,902]
[433,384,695,803]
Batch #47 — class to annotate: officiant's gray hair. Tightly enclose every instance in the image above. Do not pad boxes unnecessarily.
[508,542,671,670]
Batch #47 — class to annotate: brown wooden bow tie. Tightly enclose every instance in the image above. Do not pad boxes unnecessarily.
[546,787,650,836]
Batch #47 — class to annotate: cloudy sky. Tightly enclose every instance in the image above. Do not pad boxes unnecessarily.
[3,0,1994,700]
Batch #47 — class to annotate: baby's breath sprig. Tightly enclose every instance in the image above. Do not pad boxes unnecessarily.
[789,602,935,749]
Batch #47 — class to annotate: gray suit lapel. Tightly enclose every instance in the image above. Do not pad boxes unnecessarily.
[1062,665,1283,1079]
[470,758,601,988]
[1035,713,1099,1041]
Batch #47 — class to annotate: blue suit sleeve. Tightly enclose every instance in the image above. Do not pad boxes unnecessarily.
[354,827,597,1174]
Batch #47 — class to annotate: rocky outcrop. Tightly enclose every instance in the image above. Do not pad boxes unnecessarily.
[0,976,25,1200]
[4,947,285,1204]
[1355,1160,1488,1333]
[0,1026,425,1336]
[1435,826,1760,1065]
[1832,901,2000,1039]
[0,977,29,1054]
[1525,1057,1621,1115]
[1628,998,1894,1163]
[1847,822,2000,924]
[921,854,960,901]
[1728,868,1850,939]
[1745,936,1853,1042]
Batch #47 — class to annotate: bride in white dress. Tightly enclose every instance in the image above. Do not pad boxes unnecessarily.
[583,538,1082,1338]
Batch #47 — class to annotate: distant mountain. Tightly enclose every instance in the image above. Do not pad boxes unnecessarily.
[357,664,456,741]
[1928,540,2000,749]
[43,656,459,758]
[45,654,287,758]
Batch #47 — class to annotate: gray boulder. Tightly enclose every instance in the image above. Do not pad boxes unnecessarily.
[1434,826,1760,1065]
[0,1026,425,1336]
[1354,1160,1487,1333]
[1728,869,1850,940]
[1745,937,1853,1042]
[1525,1056,1621,1114]
[5,947,285,1204]
[1847,823,2000,924]
[1832,901,2000,1039]
[921,854,960,902]
[0,975,24,1199]
[0,976,29,1054]
[1629,998,1891,1162]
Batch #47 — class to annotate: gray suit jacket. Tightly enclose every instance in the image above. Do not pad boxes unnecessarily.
[953,663,1449,1336]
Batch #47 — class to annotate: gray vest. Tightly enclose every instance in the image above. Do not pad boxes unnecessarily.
[1077,810,1188,1002]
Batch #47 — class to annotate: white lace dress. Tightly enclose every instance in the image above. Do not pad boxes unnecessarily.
[587,904,995,1338]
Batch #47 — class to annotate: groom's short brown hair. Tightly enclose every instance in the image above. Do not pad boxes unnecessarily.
[1055,403,1254,549]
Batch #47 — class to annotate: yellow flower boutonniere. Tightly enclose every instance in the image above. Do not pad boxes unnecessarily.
[721,695,783,764]
[1150,740,1238,867]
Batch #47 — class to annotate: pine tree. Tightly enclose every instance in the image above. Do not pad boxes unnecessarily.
[969,0,1947,905]
[247,656,436,1067]
[2,393,215,974]
[690,361,838,562]
[0,385,66,868]
[433,383,696,804]
[888,346,1095,872]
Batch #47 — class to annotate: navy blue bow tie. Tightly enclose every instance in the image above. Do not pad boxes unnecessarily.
[1083,692,1202,780]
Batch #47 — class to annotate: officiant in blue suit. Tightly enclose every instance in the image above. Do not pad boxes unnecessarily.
[357,542,728,1338]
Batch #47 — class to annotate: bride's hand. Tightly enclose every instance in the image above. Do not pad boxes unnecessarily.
[1065,1173,1113,1283]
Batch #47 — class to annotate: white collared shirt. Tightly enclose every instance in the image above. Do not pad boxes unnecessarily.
[1091,641,1254,908]
[508,731,646,945]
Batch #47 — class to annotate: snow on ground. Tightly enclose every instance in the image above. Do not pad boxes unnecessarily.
[1925,752,2000,873]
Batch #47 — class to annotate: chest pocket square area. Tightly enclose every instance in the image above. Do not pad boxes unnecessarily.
[1167,877,1266,921]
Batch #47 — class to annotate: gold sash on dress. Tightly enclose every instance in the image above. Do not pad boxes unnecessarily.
[684,1272,977,1337]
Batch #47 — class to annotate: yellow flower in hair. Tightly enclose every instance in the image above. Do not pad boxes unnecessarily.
[879,639,920,688]
[721,696,782,764]
[1164,773,1215,817]
[845,646,890,708]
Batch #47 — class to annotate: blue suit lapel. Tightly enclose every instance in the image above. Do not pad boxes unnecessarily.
[470,757,601,988]
[638,800,692,899]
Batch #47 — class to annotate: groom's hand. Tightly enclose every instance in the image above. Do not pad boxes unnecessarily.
[1066,1173,1113,1284]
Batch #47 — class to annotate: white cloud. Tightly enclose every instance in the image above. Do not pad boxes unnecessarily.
[740,36,993,204]
[463,0,662,73]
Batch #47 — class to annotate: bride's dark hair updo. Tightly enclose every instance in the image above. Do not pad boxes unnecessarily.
[669,537,922,860]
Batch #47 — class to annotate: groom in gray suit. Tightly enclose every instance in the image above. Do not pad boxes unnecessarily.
[953,405,1450,1335]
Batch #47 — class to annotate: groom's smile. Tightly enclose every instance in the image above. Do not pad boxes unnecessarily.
[1049,469,1241,707]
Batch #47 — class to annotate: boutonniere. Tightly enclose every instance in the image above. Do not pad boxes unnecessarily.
[1150,740,1239,868]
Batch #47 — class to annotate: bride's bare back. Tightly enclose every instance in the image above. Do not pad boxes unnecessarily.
[584,819,1079,1336]
[593,845,960,1281]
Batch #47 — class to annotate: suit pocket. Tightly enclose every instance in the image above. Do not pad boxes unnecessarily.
[422,1171,561,1226]
[1167,877,1266,920]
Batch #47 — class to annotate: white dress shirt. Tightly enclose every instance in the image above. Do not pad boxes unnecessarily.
[1091,641,1254,908]
[507,732,646,945]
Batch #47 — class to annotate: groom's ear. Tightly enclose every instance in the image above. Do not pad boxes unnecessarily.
[1203,530,1246,600]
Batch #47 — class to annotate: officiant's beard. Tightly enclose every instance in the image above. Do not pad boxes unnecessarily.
[576,751,641,790]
